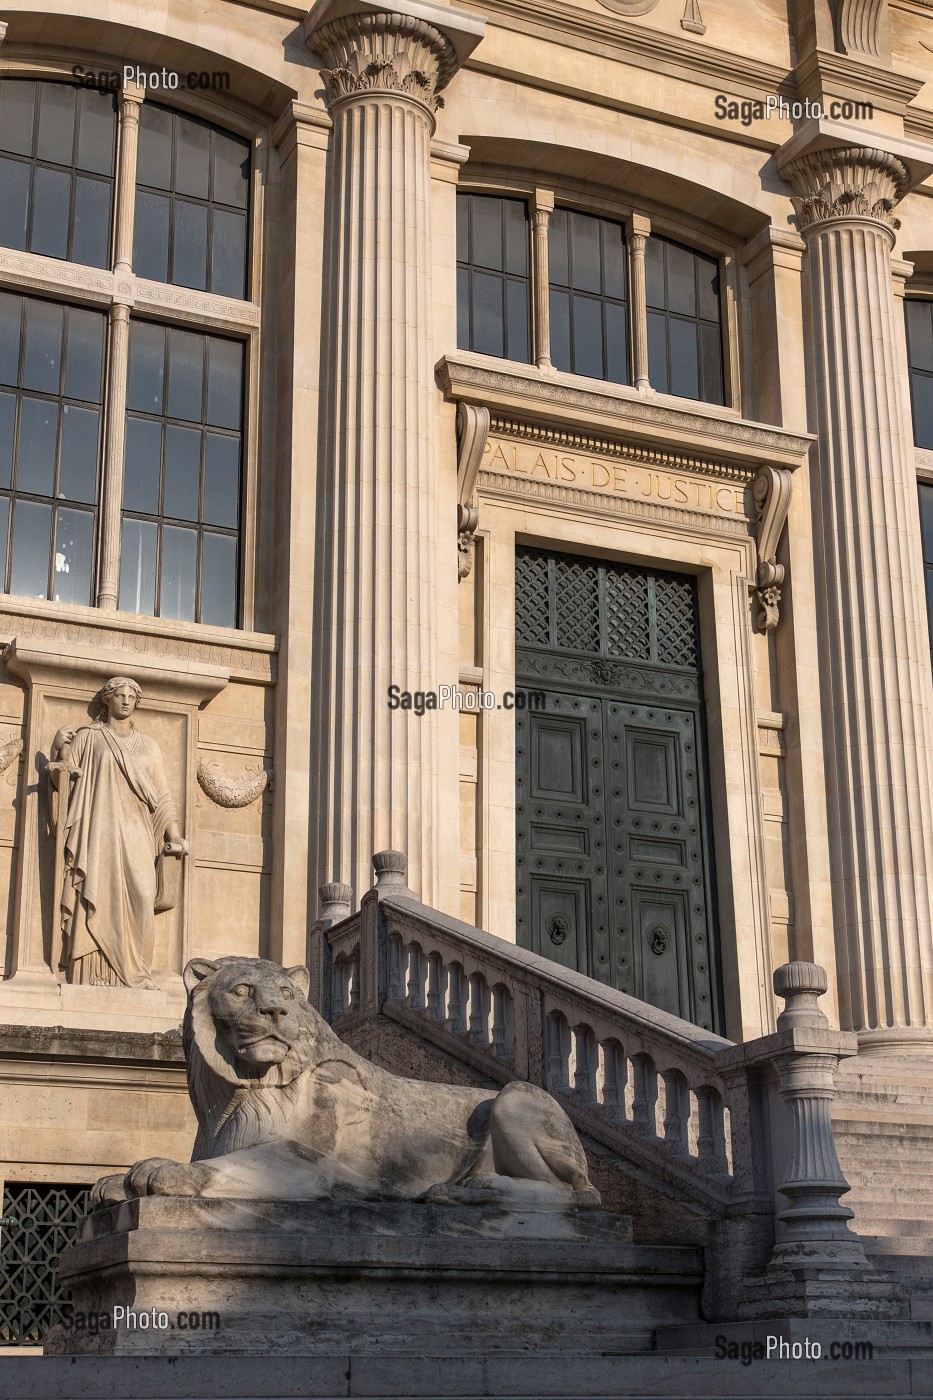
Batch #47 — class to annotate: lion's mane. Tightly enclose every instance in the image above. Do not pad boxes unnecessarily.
[182,958,353,1161]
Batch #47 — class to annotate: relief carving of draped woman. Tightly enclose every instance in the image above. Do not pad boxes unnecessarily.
[48,677,188,990]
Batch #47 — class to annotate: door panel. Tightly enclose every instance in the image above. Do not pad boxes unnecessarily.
[515,547,721,1031]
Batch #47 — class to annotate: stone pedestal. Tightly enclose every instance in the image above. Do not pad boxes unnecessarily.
[47,1198,702,1356]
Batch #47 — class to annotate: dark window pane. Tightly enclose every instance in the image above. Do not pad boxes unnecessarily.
[913,371,933,450]
[176,117,211,200]
[0,158,30,250]
[72,176,111,268]
[76,90,116,177]
[471,197,504,273]
[58,404,99,503]
[16,396,57,496]
[204,434,239,528]
[31,166,70,260]
[0,295,22,386]
[36,84,76,165]
[570,212,601,295]
[571,295,603,379]
[127,322,165,413]
[200,531,237,627]
[163,424,201,521]
[137,104,173,190]
[212,130,250,209]
[124,416,163,514]
[210,209,247,299]
[9,498,51,597]
[647,310,668,392]
[603,222,627,301]
[172,200,208,290]
[697,254,720,323]
[456,265,469,350]
[119,516,158,614]
[167,330,204,422]
[549,288,571,373]
[22,301,62,394]
[52,506,93,604]
[667,242,697,317]
[206,339,242,429]
[0,496,9,587]
[549,209,569,287]
[669,317,699,399]
[645,237,665,308]
[0,81,36,157]
[504,199,528,276]
[471,272,504,358]
[0,391,15,488]
[505,279,529,363]
[605,300,629,386]
[133,190,170,283]
[920,483,933,558]
[699,320,724,405]
[64,309,105,403]
[160,524,197,621]
[908,301,933,374]
[456,194,468,261]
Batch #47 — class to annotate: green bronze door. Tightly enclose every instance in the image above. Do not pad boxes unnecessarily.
[515,547,722,1032]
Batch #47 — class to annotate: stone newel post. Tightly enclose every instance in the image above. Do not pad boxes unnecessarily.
[780,143,933,1051]
[304,0,483,912]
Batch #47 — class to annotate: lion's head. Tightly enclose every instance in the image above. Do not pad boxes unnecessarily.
[181,955,345,1160]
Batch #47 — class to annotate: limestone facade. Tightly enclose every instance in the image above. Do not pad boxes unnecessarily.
[0,0,931,1348]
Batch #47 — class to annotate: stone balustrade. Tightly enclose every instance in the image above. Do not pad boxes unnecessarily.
[307,852,893,1318]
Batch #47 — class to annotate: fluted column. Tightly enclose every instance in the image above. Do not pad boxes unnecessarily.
[97,300,132,609]
[782,145,933,1050]
[305,2,483,910]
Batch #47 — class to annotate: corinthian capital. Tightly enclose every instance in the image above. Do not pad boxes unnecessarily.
[305,0,484,114]
[782,145,910,233]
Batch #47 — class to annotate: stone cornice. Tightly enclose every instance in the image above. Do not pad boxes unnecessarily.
[791,48,925,113]
[782,145,911,232]
[437,352,814,472]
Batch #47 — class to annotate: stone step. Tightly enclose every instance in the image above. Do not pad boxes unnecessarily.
[5,1352,933,1399]
[834,1115,933,1135]
[852,1215,933,1236]
[862,1238,933,1265]
[850,1202,933,1223]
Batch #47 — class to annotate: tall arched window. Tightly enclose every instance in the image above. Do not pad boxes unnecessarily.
[0,75,254,625]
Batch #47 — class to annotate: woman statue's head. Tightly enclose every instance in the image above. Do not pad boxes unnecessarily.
[98,676,142,719]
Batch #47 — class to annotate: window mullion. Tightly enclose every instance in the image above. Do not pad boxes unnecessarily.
[628,212,651,392]
[532,187,554,370]
[96,301,131,608]
[114,83,144,275]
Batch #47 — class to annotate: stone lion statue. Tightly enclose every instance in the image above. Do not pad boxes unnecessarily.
[93,955,599,1206]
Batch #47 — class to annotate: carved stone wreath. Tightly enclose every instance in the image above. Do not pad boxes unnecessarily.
[197,760,272,809]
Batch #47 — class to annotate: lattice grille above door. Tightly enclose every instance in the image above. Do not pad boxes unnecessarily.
[0,1182,89,1346]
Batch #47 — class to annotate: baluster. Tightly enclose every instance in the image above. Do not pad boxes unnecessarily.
[348,956,360,1011]
[445,962,467,1035]
[407,944,426,1012]
[661,1070,689,1157]
[387,933,404,1001]
[573,1025,596,1103]
[696,1085,730,1177]
[632,1054,658,1138]
[546,1011,571,1094]
[491,984,514,1060]
[469,972,490,1047]
[331,958,347,1017]
[427,951,446,1023]
[600,1039,627,1120]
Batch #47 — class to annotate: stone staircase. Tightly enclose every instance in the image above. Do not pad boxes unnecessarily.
[834,1056,933,1320]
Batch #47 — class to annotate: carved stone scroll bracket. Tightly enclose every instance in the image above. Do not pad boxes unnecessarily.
[456,402,489,582]
[835,0,888,59]
[752,466,794,631]
[197,759,272,809]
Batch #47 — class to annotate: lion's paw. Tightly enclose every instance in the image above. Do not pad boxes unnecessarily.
[123,1157,189,1197]
[89,1173,127,1207]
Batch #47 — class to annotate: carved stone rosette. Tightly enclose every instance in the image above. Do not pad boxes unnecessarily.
[782,146,910,235]
[311,12,457,117]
